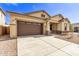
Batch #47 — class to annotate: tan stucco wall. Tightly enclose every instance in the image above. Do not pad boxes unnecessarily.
[10,24,17,38]
[51,15,63,22]
[43,22,47,35]
[9,12,70,38]
[57,20,70,32]
[27,12,49,19]
[10,13,47,38]
[51,23,57,31]
[57,22,62,31]
[63,20,70,31]
[51,15,64,32]
[46,21,50,35]
[50,15,69,32]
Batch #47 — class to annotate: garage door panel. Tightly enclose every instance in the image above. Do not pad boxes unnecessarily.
[17,21,43,36]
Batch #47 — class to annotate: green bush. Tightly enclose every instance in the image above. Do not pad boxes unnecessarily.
[69,24,74,32]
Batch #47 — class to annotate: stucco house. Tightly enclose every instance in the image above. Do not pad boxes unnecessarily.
[0,7,6,36]
[72,23,79,32]
[7,10,70,38]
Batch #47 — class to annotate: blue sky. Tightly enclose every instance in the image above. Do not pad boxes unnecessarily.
[0,3,79,24]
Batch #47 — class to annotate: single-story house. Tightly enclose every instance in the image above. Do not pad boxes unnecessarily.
[0,7,6,36]
[72,23,79,32]
[7,10,70,38]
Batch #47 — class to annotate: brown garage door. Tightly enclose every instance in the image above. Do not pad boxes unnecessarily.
[17,21,43,36]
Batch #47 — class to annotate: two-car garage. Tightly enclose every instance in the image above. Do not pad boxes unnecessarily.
[9,12,46,38]
[17,21,43,36]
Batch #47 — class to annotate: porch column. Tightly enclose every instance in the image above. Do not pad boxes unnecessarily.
[46,21,51,35]
[43,23,46,35]
[10,20,17,39]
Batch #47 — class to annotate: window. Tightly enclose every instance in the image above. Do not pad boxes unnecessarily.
[41,14,45,17]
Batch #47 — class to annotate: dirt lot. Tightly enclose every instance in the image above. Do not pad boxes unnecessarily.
[54,32,79,44]
[0,35,17,56]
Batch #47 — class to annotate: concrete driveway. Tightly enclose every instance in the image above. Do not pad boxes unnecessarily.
[17,35,79,56]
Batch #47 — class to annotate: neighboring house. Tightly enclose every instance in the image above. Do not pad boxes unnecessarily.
[0,7,6,36]
[72,23,79,32]
[7,10,70,38]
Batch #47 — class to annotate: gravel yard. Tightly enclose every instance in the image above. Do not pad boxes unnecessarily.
[54,32,79,44]
[0,35,17,56]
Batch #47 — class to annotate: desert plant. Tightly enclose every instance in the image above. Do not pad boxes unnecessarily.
[69,24,74,32]
[66,18,74,32]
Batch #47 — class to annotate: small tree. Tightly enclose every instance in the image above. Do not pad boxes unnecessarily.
[69,24,74,32]
[65,18,74,32]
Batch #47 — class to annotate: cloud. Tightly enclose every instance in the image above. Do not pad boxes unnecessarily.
[11,3,18,6]
[5,3,18,6]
